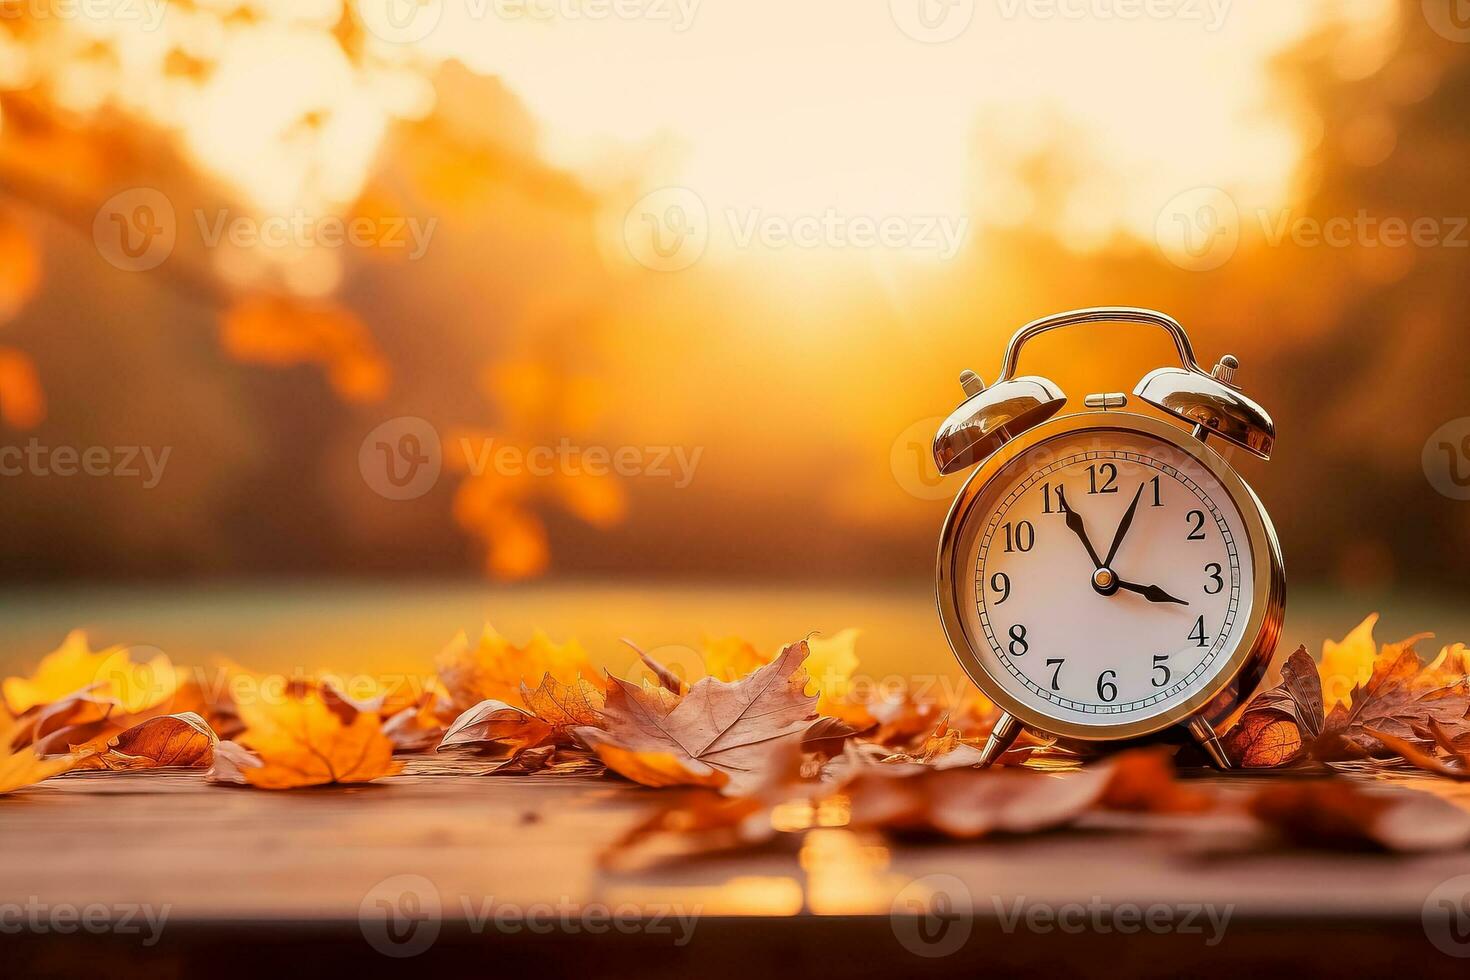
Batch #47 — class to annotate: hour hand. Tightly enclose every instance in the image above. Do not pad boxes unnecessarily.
[1114,579,1190,605]
[1060,492,1103,568]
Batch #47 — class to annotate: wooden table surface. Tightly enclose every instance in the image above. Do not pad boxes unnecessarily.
[5,758,1470,978]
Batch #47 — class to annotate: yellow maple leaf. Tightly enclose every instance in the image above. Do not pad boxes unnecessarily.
[804,629,872,725]
[435,626,597,713]
[702,636,768,682]
[1319,614,1380,711]
[234,691,402,790]
[3,631,180,716]
[0,716,77,795]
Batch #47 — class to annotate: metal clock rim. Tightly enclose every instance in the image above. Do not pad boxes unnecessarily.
[935,410,1285,742]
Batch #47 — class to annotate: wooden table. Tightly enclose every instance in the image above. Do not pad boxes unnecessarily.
[4,759,1470,978]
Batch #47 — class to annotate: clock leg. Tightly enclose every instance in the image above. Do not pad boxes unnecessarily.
[976,711,1023,768]
[1186,715,1232,769]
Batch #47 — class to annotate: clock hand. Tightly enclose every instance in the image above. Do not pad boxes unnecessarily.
[1059,490,1103,568]
[1114,579,1190,605]
[1102,482,1146,568]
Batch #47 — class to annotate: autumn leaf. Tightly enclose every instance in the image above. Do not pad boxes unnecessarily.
[1248,781,1470,852]
[76,713,217,771]
[1094,747,1216,813]
[579,640,818,794]
[437,699,554,757]
[381,694,447,753]
[1367,720,1470,779]
[2,631,180,717]
[841,757,1116,839]
[1224,646,1322,767]
[520,673,605,730]
[1315,637,1470,761]
[0,718,77,795]
[204,741,263,785]
[435,626,598,715]
[231,690,403,789]
[1318,614,1381,711]
[701,636,768,682]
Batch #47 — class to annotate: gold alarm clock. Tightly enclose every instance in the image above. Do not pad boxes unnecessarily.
[933,308,1284,768]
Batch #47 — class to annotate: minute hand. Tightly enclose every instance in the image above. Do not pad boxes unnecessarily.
[1103,483,1145,567]
[1114,579,1189,605]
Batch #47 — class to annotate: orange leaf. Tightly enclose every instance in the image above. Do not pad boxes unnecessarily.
[232,690,402,789]
[76,713,217,771]
[434,626,598,714]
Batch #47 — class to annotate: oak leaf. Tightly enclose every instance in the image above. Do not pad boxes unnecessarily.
[232,691,403,789]
[1315,637,1470,761]
[76,713,218,771]
[578,640,818,794]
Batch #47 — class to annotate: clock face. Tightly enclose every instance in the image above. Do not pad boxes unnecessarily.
[961,426,1256,730]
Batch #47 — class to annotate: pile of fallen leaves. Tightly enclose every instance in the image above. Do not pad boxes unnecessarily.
[3,615,1470,858]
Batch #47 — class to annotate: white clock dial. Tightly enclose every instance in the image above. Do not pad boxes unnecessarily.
[965,428,1254,728]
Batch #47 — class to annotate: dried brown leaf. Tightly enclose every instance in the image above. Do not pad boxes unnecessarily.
[1249,780,1470,852]
[76,712,217,771]
[579,640,817,793]
[438,699,555,757]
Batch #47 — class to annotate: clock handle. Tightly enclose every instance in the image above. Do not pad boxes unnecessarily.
[1185,715,1233,769]
[996,307,1204,383]
[975,711,1024,768]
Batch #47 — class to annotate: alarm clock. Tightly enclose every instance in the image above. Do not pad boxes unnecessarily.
[933,307,1284,768]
